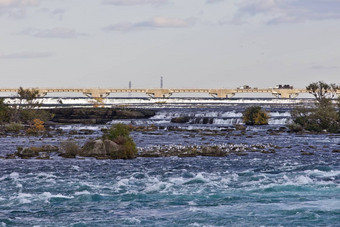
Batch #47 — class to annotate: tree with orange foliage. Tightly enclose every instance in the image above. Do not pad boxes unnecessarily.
[26,119,45,135]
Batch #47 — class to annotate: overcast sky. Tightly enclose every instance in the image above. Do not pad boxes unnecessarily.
[1,0,340,89]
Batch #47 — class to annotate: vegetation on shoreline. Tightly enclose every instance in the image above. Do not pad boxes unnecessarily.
[289,81,340,133]
[0,87,52,135]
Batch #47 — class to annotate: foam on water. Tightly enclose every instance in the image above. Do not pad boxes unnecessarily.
[74,191,91,195]
[294,175,314,184]
[9,172,19,180]
[0,102,339,226]
[40,192,74,201]
[15,193,32,204]
[0,156,339,226]
[59,125,101,131]
[305,169,340,178]
[108,108,291,126]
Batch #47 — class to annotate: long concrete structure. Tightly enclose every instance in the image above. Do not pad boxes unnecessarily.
[0,87,339,99]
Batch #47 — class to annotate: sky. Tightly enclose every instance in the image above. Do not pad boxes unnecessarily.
[1,0,340,89]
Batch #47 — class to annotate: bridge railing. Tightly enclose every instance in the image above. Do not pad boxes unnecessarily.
[0,87,338,99]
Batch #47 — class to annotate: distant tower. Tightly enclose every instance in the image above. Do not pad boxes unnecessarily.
[128,81,132,97]
[160,76,163,89]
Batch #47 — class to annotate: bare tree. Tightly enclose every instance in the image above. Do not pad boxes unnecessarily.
[12,87,41,122]
[17,87,40,109]
[306,81,339,104]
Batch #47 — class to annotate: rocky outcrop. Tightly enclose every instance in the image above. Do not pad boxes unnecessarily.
[82,140,107,157]
[234,124,246,131]
[11,139,136,160]
[139,145,228,158]
[170,117,190,123]
[45,108,156,124]
[14,145,58,159]
[81,139,136,159]
[81,139,120,158]
[138,143,283,158]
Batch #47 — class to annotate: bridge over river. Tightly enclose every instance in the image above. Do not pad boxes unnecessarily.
[0,87,339,99]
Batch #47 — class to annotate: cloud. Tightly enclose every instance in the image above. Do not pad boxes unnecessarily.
[206,0,224,4]
[102,0,168,6]
[311,65,340,70]
[0,0,39,18]
[103,17,196,31]
[38,8,65,20]
[0,51,53,59]
[0,0,39,7]
[231,0,340,24]
[19,27,87,39]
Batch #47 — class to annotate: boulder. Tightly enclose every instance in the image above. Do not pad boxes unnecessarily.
[171,117,190,123]
[234,124,246,131]
[278,127,287,132]
[200,146,225,156]
[104,139,121,158]
[81,139,126,159]
[82,139,107,157]
[15,148,39,159]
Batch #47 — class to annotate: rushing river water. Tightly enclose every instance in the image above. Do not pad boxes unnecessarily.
[0,102,339,226]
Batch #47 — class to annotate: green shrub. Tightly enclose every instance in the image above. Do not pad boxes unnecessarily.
[288,123,304,132]
[103,124,137,158]
[5,123,23,132]
[60,140,81,155]
[120,137,138,159]
[103,123,130,141]
[19,109,52,123]
[289,81,340,133]
[0,98,10,124]
[290,109,340,133]
[242,106,269,125]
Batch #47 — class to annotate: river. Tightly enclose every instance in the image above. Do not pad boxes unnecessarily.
[0,100,339,226]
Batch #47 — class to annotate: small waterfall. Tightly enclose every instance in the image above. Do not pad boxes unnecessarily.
[108,109,291,126]
[268,118,288,125]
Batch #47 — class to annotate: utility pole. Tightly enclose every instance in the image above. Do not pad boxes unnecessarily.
[160,76,163,89]
[128,81,132,97]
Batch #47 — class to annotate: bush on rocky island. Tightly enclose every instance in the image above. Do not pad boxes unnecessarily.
[102,123,137,159]
[61,124,137,159]
[242,106,269,125]
[60,140,81,158]
[288,81,340,133]
[82,139,123,159]
[10,124,138,160]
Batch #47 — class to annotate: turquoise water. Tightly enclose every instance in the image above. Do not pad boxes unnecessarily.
[1,153,339,226]
[1,105,340,226]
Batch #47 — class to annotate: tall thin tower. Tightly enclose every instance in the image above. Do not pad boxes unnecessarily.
[128,81,132,97]
[160,76,163,89]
